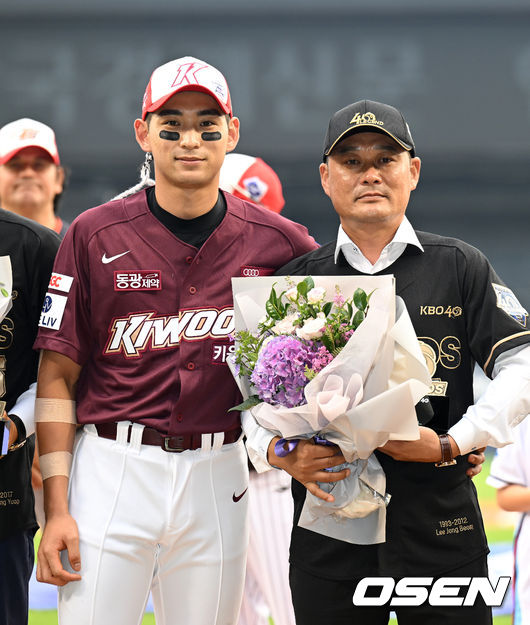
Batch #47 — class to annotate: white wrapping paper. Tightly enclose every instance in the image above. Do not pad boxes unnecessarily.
[231,275,431,544]
[0,257,13,323]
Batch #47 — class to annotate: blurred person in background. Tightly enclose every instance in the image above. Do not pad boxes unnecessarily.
[220,152,295,625]
[219,153,284,214]
[0,118,68,238]
[487,419,530,625]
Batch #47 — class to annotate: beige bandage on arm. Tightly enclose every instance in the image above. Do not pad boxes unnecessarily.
[36,398,76,479]
[35,398,76,424]
[40,451,73,480]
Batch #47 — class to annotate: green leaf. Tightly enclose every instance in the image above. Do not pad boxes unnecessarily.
[352,309,365,329]
[0,288,8,298]
[322,302,332,316]
[304,365,317,381]
[228,395,262,412]
[353,288,367,311]
[297,276,315,298]
[297,280,308,298]
[265,300,282,320]
[304,276,315,291]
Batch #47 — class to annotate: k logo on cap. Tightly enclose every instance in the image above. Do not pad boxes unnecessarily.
[141,56,233,120]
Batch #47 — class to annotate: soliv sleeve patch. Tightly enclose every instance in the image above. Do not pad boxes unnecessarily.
[39,292,68,330]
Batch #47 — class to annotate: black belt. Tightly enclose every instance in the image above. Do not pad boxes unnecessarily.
[94,422,241,453]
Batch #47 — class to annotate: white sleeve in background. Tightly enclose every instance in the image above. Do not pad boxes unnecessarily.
[486,418,529,490]
[449,344,530,454]
[8,382,37,438]
[241,409,277,472]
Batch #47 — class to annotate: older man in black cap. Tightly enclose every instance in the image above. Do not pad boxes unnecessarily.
[247,99,530,624]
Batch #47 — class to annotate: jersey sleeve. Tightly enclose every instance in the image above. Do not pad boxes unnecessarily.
[34,218,92,365]
[460,245,530,377]
[448,245,530,453]
[290,228,318,259]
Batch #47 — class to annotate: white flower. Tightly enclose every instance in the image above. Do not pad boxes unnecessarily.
[285,287,298,302]
[296,313,327,340]
[271,313,299,335]
[260,335,276,349]
[307,286,326,304]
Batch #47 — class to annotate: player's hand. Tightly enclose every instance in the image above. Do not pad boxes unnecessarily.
[37,514,82,586]
[466,447,486,478]
[267,437,350,502]
[378,427,460,463]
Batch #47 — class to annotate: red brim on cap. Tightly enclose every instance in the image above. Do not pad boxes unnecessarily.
[0,145,60,166]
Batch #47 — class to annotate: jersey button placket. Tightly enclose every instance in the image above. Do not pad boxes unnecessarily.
[185,256,193,265]
[188,286,197,294]
[186,362,195,371]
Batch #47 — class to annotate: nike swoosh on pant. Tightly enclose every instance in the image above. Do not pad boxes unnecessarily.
[232,487,248,503]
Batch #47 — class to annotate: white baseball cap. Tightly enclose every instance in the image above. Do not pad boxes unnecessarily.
[0,118,60,165]
[142,56,232,120]
[220,153,285,214]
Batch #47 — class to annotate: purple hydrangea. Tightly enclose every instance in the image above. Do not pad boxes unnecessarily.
[251,336,317,408]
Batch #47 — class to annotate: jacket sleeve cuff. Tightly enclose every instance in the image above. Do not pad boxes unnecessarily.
[241,409,276,473]
[8,382,37,438]
[447,417,487,456]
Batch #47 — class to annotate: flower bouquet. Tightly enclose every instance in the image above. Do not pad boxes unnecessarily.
[229,274,431,544]
[0,256,12,455]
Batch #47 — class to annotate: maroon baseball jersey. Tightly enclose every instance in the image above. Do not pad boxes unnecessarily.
[34,189,317,436]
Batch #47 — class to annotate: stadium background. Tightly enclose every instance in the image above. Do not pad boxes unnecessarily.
[2,0,529,309]
[2,1,528,623]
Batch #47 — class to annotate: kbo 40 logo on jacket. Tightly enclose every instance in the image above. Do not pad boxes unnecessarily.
[105,307,234,357]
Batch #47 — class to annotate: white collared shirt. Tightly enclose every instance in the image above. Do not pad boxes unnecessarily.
[334,217,423,274]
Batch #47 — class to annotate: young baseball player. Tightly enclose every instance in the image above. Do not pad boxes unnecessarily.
[33,56,318,625]
[219,153,295,625]
[487,419,530,624]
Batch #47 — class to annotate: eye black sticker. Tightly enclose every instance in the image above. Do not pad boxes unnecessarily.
[159,130,180,141]
[201,131,222,141]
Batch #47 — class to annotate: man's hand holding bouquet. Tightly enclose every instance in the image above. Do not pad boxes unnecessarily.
[229,275,431,544]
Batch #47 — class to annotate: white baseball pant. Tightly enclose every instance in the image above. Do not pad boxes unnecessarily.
[58,422,249,625]
[238,469,295,625]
